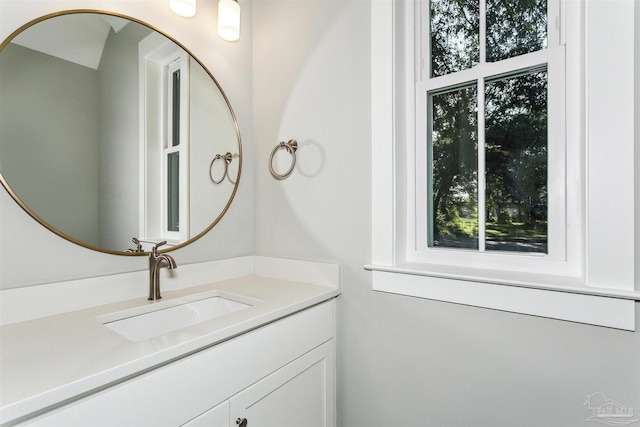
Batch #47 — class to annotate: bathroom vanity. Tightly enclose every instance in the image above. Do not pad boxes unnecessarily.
[0,268,339,426]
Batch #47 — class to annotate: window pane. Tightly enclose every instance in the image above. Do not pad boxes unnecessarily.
[167,152,180,232]
[171,69,180,147]
[485,70,547,253]
[430,0,479,77]
[486,0,547,62]
[429,85,478,249]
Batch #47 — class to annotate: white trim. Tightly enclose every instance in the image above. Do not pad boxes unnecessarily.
[477,76,486,252]
[585,0,636,291]
[371,0,396,265]
[370,269,636,331]
[366,263,640,302]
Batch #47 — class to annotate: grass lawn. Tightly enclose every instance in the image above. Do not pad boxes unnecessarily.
[485,221,547,239]
[454,218,547,239]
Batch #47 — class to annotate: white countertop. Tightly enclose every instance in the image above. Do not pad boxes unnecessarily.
[0,276,339,424]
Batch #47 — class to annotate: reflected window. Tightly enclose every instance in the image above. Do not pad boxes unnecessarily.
[164,60,183,234]
[140,34,190,244]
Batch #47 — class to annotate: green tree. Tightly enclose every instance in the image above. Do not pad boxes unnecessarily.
[429,0,548,252]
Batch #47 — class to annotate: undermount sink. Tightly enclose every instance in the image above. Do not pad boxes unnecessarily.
[97,290,259,342]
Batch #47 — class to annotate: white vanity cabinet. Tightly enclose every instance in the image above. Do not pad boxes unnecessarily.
[182,401,229,427]
[20,301,335,427]
[186,341,333,427]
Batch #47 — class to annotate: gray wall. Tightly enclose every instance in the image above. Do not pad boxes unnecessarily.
[252,1,640,426]
[97,23,152,250]
[0,43,100,245]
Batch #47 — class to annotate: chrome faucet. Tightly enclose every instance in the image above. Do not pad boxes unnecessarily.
[148,241,177,301]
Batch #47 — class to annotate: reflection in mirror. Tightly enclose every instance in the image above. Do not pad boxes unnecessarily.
[0,11,241,254]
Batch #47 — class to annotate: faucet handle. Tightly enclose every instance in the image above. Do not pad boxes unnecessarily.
[151,241,168,255]
[125,237,144,253]
[131,237,143,252]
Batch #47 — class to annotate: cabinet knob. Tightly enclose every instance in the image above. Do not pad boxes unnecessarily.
[236,418,248,427]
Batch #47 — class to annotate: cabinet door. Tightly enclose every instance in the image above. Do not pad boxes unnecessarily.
[230,341,334,427]
[182,400,229,427]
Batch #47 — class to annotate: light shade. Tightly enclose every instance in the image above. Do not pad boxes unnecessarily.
[218,0,240,41]
[169,0,196,17]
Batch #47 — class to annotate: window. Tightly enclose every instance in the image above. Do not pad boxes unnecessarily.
[413,0,566,271]
[369,0,638,330]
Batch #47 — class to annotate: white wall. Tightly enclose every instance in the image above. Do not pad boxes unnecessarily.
[0,0,254,288]
[252,1,640,426]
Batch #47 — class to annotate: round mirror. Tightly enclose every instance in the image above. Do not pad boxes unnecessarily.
[0,11,242,255]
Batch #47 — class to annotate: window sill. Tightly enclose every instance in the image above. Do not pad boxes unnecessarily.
[365,263,638,331]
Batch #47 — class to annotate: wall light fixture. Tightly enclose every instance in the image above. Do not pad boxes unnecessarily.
[217,0,240,41]
[169,0,196,17]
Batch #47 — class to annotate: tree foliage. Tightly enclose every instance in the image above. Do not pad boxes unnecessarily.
[431,0,479,77]
[429,0,548,252]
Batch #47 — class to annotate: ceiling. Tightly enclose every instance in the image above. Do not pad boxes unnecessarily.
[11,14,129,69]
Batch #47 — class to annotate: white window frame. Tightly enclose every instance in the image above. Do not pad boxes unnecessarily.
[368,0,639,330]
[412,0,568,274]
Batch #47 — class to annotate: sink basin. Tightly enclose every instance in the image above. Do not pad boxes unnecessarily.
[97,291,259,341]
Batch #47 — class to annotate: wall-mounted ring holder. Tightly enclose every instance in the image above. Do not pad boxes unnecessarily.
[209,152,233,184]
[269,139,298,180]
[226,153,239,185]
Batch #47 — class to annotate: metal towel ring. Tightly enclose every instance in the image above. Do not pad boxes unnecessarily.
[209,152,233,184]
[269,139,298,180]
